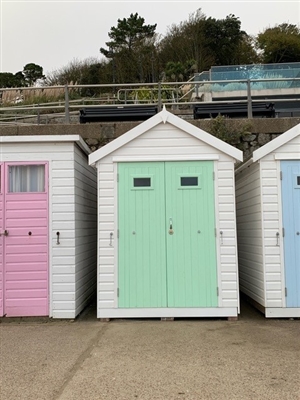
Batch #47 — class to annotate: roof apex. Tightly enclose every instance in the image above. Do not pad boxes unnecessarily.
[89,107,243,165]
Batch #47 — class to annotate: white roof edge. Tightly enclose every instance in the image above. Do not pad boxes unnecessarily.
[89,111,165,165]
[253,123,300,162]
[166,112,243,162]
[0,134,91,155]
[89,108,243,165]
[235,158,253,174]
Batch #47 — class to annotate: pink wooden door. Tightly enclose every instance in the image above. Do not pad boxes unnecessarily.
[0,164,4,316]
[3,162,49,317]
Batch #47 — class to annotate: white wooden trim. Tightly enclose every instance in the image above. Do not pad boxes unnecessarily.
[112,155,220,162]
[253,123,300,161]
[213,162,222,308]
[235,158,253,174]
[89,114,164,165]
[232,171,240,314]
[274,153,300,160]
[166,112,243,161]
[48,161,53,318]
[89,109,243,165]
[97,167,101,313]
[276,161,286,308]
[0,135,91,155]
[97,307,238,318]
[266,308,300,318]
[113,163,119,308]
[259,162,267,307]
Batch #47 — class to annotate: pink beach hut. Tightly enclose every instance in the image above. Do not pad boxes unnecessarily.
[0,135,97,318]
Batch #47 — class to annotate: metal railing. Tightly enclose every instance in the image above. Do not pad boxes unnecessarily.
[0,77,300,124]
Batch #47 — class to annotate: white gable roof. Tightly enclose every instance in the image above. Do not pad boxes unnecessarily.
[253,122,300,162]
[89,107,243,165]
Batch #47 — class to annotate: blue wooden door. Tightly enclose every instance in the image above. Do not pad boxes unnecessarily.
[281,161,300,307]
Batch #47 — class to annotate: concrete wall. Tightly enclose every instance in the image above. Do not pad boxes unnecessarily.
[1,117,300,158]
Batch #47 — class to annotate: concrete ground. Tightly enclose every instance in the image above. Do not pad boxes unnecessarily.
[0,299,299,400]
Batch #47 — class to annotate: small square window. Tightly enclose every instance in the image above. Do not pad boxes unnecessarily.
[9,165,45,193]
[297,176,300,186]
[181,177,198,186]
[133,177,151,187]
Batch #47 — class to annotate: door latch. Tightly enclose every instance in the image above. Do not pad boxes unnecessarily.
[169,218,174,235]
[0,230,8,237]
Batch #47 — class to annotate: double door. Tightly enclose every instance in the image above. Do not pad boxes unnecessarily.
[118,161,218,308]
[0,162,48,317]
[281,161,300,307]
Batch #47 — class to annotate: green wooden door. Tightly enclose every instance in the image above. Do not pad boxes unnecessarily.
[118,162,167,308]
[165,161,218,307]
[118,161,218,308]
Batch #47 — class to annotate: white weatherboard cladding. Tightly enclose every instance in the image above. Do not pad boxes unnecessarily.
[74,146,97,316]
[0,139,97,318]
[97,122,239,316]
[260,134,300,310]
[236,131,300,316]
[235,163,265,305]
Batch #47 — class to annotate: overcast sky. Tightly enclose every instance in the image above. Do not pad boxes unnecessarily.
[1,0,300,75]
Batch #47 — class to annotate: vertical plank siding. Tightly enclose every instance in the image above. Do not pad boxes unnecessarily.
[97,124,239,313]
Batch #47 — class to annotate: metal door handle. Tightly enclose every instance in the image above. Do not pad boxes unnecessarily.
[169,218,174,235]
[0,230,8,236]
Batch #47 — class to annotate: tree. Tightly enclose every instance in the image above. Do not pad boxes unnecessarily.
[203,14,248,66]
[159,9,213,74]
[256,23,300,63]
[23,63,45,86]
[100,13,157,83]
[233,34,260,65]
[0,71,26,88]
[158,10,257,78]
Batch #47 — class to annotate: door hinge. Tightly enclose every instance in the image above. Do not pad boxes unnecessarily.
[213,171,215,180]
[117,229,120,238]
[280,171,283,180]
[117,173,119,182]
[117,288,119,297]
[282,227,285,237]
[285,287,287,297]
[217,287,219,296]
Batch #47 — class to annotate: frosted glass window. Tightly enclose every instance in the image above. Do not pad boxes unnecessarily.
[9,165,45,193]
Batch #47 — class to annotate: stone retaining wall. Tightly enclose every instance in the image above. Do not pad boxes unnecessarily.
[1,117,299,159]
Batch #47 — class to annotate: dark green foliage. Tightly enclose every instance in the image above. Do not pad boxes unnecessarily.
[209,114,252,144]
[100,13,157,54]
[0,71,26,88]
[100,13,157,83]
[256,23,300,63]
[23,63,45,86]
[202,14,248,66]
